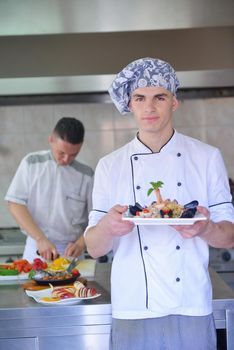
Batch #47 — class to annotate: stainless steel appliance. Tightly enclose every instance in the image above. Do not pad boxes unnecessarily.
[0,227,26,263]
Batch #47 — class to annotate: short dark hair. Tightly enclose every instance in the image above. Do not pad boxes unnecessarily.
[53,117,84,144]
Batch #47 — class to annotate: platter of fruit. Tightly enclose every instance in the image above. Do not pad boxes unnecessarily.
[25,281,101,305]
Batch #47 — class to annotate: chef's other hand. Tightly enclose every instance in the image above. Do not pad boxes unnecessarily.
[64,241,84,258]
[171,206,210,239]
[36,236,59,261]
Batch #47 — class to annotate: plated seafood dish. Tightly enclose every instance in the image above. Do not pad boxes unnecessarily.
[128,199,199,219]
[122,181,207,225]
[128,181,199,219]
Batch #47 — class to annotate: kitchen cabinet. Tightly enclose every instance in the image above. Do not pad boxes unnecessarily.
[0,332,110,350]
[0,337,37,350]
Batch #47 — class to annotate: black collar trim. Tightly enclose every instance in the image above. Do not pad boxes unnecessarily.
[136,129,175,153]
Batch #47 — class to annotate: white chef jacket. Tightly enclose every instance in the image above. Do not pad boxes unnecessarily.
[5,150,93,261]
[87,130,234,319]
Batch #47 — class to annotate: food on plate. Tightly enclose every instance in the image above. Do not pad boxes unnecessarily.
[40,297,61,302]
[0,266,19,276]
[29,256,80,283]
[12,259,32,273]
[75,286,97,298]
[31,258,48,271]
[70,268,80,276]
[47,281,98,300]
[47,257,70,271]
[51,285,76,299]
[74,281,97,297]
[128,181,199,219]
[0,259,34,276]
[147,181,164,204]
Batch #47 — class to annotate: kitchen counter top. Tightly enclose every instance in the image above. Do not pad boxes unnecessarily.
[0,263,234,350]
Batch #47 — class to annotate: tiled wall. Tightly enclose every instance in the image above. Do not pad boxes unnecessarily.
[0,96,233,226]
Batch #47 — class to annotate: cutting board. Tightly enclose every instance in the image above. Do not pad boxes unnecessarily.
[76,259,96,279]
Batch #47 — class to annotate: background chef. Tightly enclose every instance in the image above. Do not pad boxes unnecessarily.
[5,117,93,262]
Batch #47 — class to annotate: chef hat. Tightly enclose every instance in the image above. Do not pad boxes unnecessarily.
[108,57,180,114]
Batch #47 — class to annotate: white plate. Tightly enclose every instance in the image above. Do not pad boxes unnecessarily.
[0,273,29,281]
[122,212,207,225]
[25,288,101,305]
[25,288,51,298]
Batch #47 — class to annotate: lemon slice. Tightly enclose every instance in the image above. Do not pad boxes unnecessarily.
[40,297,60,302]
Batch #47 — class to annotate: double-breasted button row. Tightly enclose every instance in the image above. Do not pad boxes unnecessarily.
[176,245,181,282]
[137,183,182,189]
[133,153,182,160]
[144,245,181,252]
[143,245,181,282]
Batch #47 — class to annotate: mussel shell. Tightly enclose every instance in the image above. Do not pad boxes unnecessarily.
[129,202,143,216]
[180,208,197,218]
[184,200,199,209]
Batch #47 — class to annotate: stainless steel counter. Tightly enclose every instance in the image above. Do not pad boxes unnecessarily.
[0,264,234,350]
[0,278,111,350]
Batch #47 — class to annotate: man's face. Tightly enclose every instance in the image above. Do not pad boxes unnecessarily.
[49,134,83,166]
[129,86,178,136]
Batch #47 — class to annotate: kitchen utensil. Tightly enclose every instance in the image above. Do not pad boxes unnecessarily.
[66,257,79,273]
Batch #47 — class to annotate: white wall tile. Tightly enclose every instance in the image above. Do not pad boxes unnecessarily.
[78,130,115,169]
[174,99,206,127]
[113,110,138,130]
[0,134,24,175]
[0,174,19,227]
[203,97,234,126]
[114,129,137,149]
[0,106,24,134]
[206,126,234,164]
[53,103,84,126]
[22,133,50,154]
[22,104,54,133]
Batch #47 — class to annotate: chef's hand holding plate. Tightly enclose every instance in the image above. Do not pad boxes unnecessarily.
[102,204,135,237]
[37,236,59,261]
[171,206,210,239]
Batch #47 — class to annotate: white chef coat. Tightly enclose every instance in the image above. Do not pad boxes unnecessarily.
[5,150,93,261]
[87,130,234,319]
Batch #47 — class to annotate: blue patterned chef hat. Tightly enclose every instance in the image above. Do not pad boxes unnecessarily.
[108,57,180,114]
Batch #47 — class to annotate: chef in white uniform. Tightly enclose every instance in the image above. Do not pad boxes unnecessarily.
[5,117,93,262]
[84,58,234,350]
